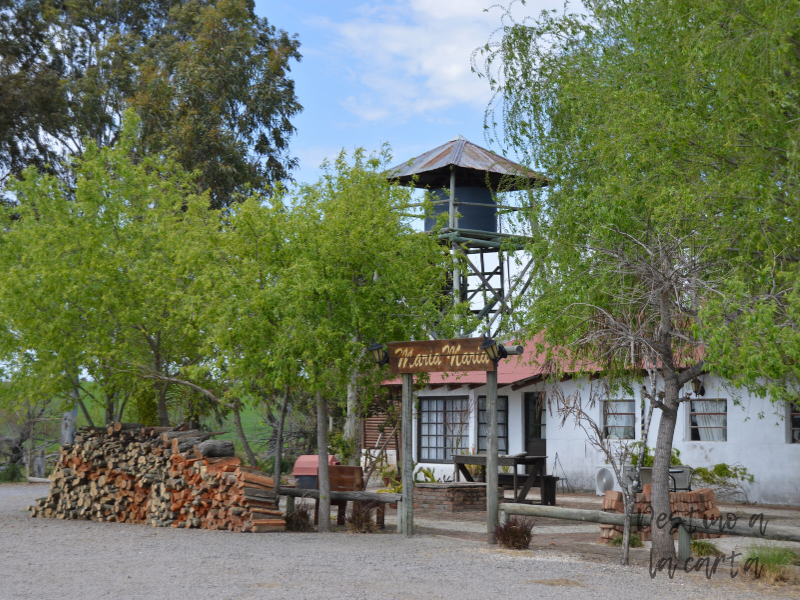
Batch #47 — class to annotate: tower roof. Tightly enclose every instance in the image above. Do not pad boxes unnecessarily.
[386,136,549,190]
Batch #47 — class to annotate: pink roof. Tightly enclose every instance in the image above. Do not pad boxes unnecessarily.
[382,336,703,389]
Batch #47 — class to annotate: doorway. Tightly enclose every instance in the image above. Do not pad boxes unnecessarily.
[524,392,546,458]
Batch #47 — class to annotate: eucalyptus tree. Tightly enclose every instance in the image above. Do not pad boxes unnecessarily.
[279,148,454,530]
[0,0,301,208]
[476,0,800,562]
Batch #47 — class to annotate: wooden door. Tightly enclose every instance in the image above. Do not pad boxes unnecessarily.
[524,392,546,459]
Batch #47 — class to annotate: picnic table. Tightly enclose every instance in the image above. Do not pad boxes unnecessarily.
[452,454,555,505]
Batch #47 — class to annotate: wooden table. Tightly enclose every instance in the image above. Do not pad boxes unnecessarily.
[452,454,548,505]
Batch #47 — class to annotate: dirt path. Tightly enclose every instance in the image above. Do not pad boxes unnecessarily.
[1,484,795,600]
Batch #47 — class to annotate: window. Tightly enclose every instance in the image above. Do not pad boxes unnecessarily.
[418,397,470,462]
[603,400,635,439]
[791,402,800,444]
[477,396,508,454]
[689,399,727,442]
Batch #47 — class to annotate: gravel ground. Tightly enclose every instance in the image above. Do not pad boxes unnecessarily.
[2,484,796,600]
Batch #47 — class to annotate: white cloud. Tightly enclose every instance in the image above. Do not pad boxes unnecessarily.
[314,0,567,123]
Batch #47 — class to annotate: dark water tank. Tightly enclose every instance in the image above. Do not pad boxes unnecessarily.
[424,186,497,233]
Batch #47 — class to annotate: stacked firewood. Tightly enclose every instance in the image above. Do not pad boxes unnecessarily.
[148,453,284,532]
[28,423,284,533]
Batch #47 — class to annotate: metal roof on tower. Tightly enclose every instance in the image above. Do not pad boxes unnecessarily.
[385,135,549,190]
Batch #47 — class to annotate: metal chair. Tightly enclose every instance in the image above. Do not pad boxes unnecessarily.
[621,465,652,493]
[668,465,693,492]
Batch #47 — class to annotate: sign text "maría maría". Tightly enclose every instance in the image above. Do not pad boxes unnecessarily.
[386,338,494,374]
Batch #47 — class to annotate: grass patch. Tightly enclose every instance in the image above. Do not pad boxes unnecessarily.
[691,539,723,557]
[608,533,643,548]
[740,543,800,584]
[495,516,535,550]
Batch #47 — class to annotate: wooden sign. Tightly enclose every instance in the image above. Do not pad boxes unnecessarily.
[387,338,494,374]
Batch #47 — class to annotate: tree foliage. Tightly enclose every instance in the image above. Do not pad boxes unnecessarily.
[0,115,212,426]
[476,0,800,561]
[476,0,800,398]
[0,0,301,207]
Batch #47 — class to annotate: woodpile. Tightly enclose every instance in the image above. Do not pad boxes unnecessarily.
[28,423,284,533]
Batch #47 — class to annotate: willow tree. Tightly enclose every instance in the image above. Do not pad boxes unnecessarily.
[476,0,800,563]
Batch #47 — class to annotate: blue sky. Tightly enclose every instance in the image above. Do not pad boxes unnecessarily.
[256,1,569,185]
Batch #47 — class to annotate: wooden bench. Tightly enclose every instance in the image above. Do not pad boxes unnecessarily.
[310,466,386,529]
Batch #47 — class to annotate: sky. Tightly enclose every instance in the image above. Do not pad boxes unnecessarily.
[255,0,571,185]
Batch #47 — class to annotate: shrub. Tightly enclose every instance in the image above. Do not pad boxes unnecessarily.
[691,539,723,557]
[692,463,754,503]
[346,505,376,534]
[259,456,293,477]
[0,462,24,483]
[284,504,314,532]
[630,444,681,467]
[495,516,535,550]
[608,534,643,548]
[740,543,800,584]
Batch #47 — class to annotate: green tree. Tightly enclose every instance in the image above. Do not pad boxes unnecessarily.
[0,115,212,426]
[132,0,302,208]
[279,148,454,530]
[0,0,301,208]
[477,0,800,562]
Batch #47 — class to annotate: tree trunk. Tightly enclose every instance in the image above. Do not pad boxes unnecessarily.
[650,377,680,563]
[274,390,290,491]
[61,407,78,446]
[71,384,94,428]
[316,391,331,532]
[232,402,258,467]
[344,377,359,466]
[156,381,170,427]
[621,486,632,565]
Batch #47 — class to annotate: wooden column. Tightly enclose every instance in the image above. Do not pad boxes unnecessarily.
[486,368,498,544]
[401,373,414,536]
[678,522,691,561]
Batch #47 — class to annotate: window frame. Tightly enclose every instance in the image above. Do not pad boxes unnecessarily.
[603,399,636,440]
[476,395,509,455]
[688,398,728,442]
[416,396,471,464]
[790,401,800,444]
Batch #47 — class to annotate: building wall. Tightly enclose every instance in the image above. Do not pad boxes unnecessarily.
[410,374,799,505]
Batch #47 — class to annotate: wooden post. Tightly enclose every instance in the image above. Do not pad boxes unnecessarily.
[401,373,414,536]
[678,522,691,561]
[486,368,498,544]
[316,391,331,532]
[396,505,403,534]
[285,494,295,516]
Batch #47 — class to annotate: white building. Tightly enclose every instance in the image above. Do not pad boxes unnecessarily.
[383,345,800,505]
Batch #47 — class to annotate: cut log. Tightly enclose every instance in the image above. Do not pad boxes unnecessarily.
[197,440,235,458]
[114,423,145,433]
